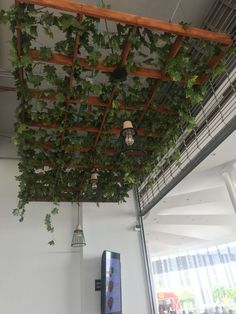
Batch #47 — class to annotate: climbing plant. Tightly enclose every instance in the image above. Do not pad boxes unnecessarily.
[0,1,232,244]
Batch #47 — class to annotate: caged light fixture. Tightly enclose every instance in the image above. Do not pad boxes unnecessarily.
[120,120,137,146]
[71,203,86,247]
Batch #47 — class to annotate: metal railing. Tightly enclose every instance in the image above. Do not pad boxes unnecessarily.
[138,0,236,215]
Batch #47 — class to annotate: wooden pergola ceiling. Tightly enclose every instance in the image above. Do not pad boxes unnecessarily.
[6,0,232,202]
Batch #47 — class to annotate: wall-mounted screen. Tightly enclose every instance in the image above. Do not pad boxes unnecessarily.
[101,251,122,314]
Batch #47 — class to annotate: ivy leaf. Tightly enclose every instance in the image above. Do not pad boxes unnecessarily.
[112,100,120,109]
[103,3,111,8]
[116,23,126,36]
[43,64,57,84]
[28,74,43,87]
[58,14,82,31]
[44,213,54,232]
[87,50,102,66]
[30,25,38,36]
[39,46,52,61]
[43,26,53,38]
[109,36,120,50]
[40,11,55,26]
[125,57,138,72]
[179,21,191,30]
[187,75,197,89]
[0,10,10,24]
[51,207,59,215]
[91,84,102,96]
[21,54,32,68]
[103,53,120,66]
[9,48,19,67]
[55,93,66,103]
[16,123,28,134]
[12,208,20,216]
[35,100,47,111]
[143,58,154,65]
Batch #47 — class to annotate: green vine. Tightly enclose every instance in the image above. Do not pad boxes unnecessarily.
[0,3,231,244]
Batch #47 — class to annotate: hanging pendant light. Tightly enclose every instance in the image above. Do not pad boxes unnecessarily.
[121,120,137,146]
[91,172,98,190]
[71,204,86,247]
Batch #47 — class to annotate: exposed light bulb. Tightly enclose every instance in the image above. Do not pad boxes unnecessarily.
[121,121,136,146]
[91,172,98,190]
[92,181,97,190]
[125,131,134,146]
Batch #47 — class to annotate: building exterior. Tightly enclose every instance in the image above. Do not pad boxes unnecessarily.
[152,243,236,312]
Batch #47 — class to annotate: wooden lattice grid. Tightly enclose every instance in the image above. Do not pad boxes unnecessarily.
[12,0,232,202]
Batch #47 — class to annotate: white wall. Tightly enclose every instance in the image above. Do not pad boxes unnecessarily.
[0,159,151,314]
[82,197,151,314]
[0,160,82,314]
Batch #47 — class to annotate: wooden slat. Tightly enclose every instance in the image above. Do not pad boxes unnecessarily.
[34,162,113,170]
[68,96,169,114]
[29,49,202,84]
[33,141,150,157]
[120,26,137,66]
[137,81,159,125]
[15,2,25,120]
[196,46,231,85]
[16,0,232,46]
[93,26,137,147]
[34,141,116,155]
[60,14,83,147]
[136,36,183,126]
[168,35,184,59]
[0,85,170,114]
[29,122,159,137]
[93,86,117,146]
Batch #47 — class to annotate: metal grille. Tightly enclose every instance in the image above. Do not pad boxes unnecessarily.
[138,0,236,215]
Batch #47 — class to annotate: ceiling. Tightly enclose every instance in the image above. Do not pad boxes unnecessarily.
[0,0,215,145]
[1,0,235,254]
[144,131,236,258]
[0,0,226,205]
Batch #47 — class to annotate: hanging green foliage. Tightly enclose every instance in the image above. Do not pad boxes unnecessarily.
[0,2,231,242]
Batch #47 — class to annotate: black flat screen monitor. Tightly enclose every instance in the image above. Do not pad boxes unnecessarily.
[101,251,122,314]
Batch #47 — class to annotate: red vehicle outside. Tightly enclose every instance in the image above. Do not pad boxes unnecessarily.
[158,292,182,314]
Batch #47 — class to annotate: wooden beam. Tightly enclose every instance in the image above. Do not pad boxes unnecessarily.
[137,81,159,125]
[196,46,231,85]
[93,26,137,147]
[29,49,202,84]
[0,85,171,114]
[168,35,184,59]
[33,162,113,170]
[15,2,26,120]
[16,0,232,45]
[137,36,183,126]
[29,122,159,137]
[60,14,83,147]
[34,141,115,155]
[67,96,169,114]
[120,26,137,66]
[93,86,117,146]
[33,141,151,157]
